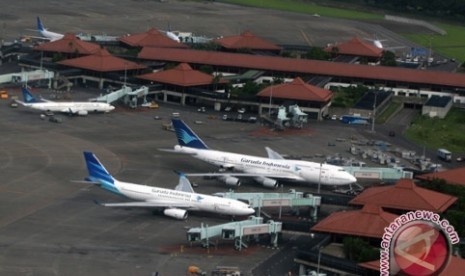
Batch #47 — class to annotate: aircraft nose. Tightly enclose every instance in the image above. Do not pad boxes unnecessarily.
[242,205,255,215]
[349,174,357,184]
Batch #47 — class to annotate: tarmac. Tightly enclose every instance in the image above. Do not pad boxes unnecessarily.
[0,1,454,275]
[0,85,381,275]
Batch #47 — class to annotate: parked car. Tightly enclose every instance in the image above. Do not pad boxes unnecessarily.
[237,107,246,114]
[248,116,257,123]
[9,101,18,108]
[197,106,206,113]
[49,116,62,123]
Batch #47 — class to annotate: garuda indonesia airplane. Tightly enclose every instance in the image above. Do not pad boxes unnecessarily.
[80,152,255,219]
[162,118,357,189]
[16,87,115,116]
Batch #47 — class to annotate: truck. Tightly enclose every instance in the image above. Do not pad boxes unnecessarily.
[437,148,452,162]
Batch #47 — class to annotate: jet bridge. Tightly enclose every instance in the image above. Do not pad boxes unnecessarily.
[186,216,282,251]
[0,69,54,86]
[215,189,321,220]
[92,85,148,108]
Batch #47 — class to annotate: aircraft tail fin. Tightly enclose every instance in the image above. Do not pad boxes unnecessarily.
[83,152,115,186]
[37,17,45,32]
[171,118,208,149]
[21,87,42,103]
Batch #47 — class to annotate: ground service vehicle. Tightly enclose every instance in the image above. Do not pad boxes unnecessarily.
[437,148,452,162]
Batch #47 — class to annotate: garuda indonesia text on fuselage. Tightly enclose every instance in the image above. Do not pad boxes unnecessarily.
[164,118,357,189]
[79,152,254,220]
[16,87,115,116]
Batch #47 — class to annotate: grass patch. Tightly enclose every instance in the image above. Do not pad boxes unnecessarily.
[376,101,401,124]
[330,86,369,108]
[402,23,465,63]
[217,0,382,20]
[404,108,465,153]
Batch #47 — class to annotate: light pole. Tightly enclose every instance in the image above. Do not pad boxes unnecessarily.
[268,82,273,117]
[123,62,127,87]
[371,90,378,133]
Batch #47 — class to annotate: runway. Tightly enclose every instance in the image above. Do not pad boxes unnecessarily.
[1,0,427,50]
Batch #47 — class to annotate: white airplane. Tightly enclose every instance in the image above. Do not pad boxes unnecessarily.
[165,30,181,43]
[15,87,115,116]
[158,23,181,43]
[163,118,357,189]
[80,151,255,220]
[36,16,64,41]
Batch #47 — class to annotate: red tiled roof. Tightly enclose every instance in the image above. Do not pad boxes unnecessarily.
[33,33,100,55]
[119,28,187,48]
[213,31,281,51]
[359,256,465,275]
[311,204,398,238]
[417,167,465,186]
[257,77,332,102]
[349,179,457,213]
[137,47,465,89]
[137,63,226,86]
[324,37,383,57]
[58,48,147,72]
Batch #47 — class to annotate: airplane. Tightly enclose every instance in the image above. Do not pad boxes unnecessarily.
[165,30,181,43]
[162,118,357,189]
[36,16,64,41]
[15,86,115,116]
[80,151,255,220]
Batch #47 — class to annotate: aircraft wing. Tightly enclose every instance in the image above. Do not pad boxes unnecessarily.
[38,96,53,103]
[95,200,193,208]
[265,147,286,160]
[22,34,52,41]
[174,174,195,193]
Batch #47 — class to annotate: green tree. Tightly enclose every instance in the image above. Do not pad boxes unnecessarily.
[305,47,331,60]
[343,237,378,262]
[241,81,261,95]
[380,50,397,66]
[199,65,214,75]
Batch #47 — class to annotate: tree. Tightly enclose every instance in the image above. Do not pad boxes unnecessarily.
[199,65,214,75]
[381,51,397,66]
[241,81,261,96]
[343,237,378,262]
[305,47,331,60]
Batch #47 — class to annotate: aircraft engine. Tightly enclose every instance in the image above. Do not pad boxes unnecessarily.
[163,208,188,220]
[255,176,279,189]
[219,176,241,187]
[77,110,88,116]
